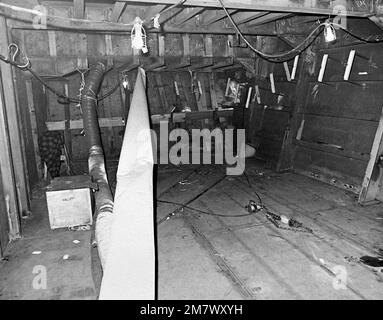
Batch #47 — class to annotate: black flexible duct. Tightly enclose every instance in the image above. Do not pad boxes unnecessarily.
[82,62,114,268]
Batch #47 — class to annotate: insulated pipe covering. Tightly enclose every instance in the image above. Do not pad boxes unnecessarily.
[81,62,113,268]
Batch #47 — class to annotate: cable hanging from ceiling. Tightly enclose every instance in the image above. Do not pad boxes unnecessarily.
[0,43,122,104]
[216,0,383,62]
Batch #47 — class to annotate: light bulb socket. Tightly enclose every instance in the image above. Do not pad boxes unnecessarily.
[324,21,336,43]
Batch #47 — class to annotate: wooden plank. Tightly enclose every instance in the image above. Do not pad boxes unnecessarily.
[48,31,57,57]
[110,1,127,22]
[0,72,20,239]
[0,169,9,257]
[247,13,292,27]
[358,105,383,204]
[45,109,234,130]
[154,73,169,113]
[294,139,370,162]
[25,79,43,180]
[209,73,218,109]
[173,7,204,25]
[117,0,372,16]
[144,4,168,22]
[73,0,85,19]
[276,55,309,172]
[201,9,238,25]
[233,11,268,25]
[299,115,378,155]
[0,16,30,219]
[63,83,72,161]
[305,82,383,121]
[293,145,366,192]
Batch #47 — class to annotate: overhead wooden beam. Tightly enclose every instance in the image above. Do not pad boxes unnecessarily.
[117,0,374,17]
[173,7,204,25]
[247,12,292,27]
[232,11,269,25]
[1,2,304,35]
[201,9,238,25]
[110,1,127,22]
[143,4,167,21]
[73,0,85,19]
[152,7,184,26]
[358,105,383,205]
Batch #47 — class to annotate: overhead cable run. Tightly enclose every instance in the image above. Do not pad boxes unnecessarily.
[0,43,121,104]
[216,0,383,62]
[0,1,185,31]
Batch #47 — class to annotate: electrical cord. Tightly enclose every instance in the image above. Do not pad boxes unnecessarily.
[217,0,325,62]
[158,199,256,218]
[0,45,122,104]
[330,22,383,43]
[217,0,383,62]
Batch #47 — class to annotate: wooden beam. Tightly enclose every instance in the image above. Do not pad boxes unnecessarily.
[358,105,383,204]
[153,7,184,25]
[25,79,43,180]
[201,9,238,25]
[45,109,234,130]
[173,7,204,25]
[3,2,302,35]
[232,11,268,25]
[73,0,85,19]
[0,64,20,240]
[247,12,292,27]
[0,16,30,222]
[110,1,127,23]
[143,4,167,21]
[117,0,373,17]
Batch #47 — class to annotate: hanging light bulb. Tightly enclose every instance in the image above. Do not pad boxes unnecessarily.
[131,17,148,53]
[122,74,129,90]
[324,20,336,43]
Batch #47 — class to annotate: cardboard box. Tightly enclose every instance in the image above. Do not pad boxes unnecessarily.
[46,175,94,229]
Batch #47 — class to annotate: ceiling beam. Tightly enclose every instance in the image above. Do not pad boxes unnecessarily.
[232,11,269,25]
[247,13,292,27]
[117,0,373,17]
[143,4,168,21]
[173,7,204,25]
[110,1,127,22]
[0,2,304,35]
[201,9,237,25]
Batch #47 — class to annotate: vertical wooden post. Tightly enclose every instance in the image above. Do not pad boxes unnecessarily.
[276,56,309,172]
[0,16,30,219]
[73,0,85,19]
[25,79,43,180]
[64,83,72,161]
[0,72,20,239]
[358,105,383,204]
[0,168,10,257]
[209,73,218,109]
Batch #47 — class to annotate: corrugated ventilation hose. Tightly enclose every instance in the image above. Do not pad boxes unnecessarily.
[81,62,113,268]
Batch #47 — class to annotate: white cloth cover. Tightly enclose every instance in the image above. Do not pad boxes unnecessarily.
[99,68,155,300]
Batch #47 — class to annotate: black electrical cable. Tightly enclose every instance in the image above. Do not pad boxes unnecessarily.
[0,48,121,104]
[217,0,383,62]
[157,199,256,218]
